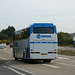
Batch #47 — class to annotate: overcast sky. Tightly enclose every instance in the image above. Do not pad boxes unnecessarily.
[0,0,75,33]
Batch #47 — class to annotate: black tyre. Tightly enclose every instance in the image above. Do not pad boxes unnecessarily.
[15,58,18,61]
[23,51,26,63]
[43,60,51,63]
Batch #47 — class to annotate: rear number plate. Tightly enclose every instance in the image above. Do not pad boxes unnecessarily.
[41,53,47,55]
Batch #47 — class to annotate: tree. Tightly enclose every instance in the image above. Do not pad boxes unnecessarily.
[0,33,9,40]
[58,32,73,45]
[1,26,15,38]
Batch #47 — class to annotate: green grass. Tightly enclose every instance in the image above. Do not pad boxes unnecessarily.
[58,50,75,56]
[58,44,74,47]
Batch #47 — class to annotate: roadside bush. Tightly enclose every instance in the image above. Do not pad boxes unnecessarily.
[63,37,73,45]
[58,32,73,45]
[0,40,1,44]
[0,40,11,44]
[58,50,75,56]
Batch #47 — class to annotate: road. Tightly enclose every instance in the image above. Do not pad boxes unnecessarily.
[0,46,75,75]
[58,46,75,51]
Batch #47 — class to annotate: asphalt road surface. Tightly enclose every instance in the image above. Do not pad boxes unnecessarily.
[0,46,75,75]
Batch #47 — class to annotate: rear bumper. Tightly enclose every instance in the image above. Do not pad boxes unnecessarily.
[30,54,57,60]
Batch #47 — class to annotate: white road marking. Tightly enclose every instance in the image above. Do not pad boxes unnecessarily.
[0,56,8,60]
[4,48,11,54]
[58,57,70,60]
[58,57,75,62]
[0,56,10,64]
[4,66,26,75]
[10,65,37,75]
[56,62,75,67]
[43,64,61,68]
[0,56,36,75]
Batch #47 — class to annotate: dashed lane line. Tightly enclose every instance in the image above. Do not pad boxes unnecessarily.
[56,62,75,67]
[4,66,26,75]
[58,57,70,60]
[10,65,37,75]
[0,56,36,75]
[43,64,61,68]
[58,57,75,62]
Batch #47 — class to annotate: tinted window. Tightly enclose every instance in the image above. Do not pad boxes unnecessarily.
[33,27,54,34]
[13,28,30,41]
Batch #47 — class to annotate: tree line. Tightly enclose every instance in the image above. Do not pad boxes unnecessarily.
[0,26,73,45]
[0,26,15,40]
[58,32,73,45]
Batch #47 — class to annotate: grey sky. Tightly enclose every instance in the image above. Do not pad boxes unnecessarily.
[0,0,75,33]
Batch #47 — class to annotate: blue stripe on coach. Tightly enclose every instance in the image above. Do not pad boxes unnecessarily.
[30,42,58,44]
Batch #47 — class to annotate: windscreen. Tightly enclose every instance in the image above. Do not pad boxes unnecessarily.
[33,27,54,34]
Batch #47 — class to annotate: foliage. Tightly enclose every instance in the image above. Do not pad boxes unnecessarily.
[0,33,9,40]
[58,32,73,45]
[58,50,75,56]
[1,26,15,38]
[0,26,15,40]
[0,40,9,44]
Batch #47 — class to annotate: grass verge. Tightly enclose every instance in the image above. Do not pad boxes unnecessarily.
[58,50,75,56]
[58,44,74,47]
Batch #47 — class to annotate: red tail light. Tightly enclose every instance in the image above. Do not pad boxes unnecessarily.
[31,52,40,54]
[48,52,52,53]
[35,52,40,54]
[48,52,57,54]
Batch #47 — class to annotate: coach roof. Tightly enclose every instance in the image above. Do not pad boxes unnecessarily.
[31,23,55,27]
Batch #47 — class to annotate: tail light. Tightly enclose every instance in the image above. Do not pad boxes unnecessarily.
[35,52,40,54]
[48,52,52,53]
[31,52,40,54]
[48,52,57,54]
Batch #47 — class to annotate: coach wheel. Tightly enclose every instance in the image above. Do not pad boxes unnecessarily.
[43,60,51,63]
[15,58,18,61]
[23,51,26,63]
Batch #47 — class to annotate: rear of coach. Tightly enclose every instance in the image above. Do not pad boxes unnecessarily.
[29,23,58,62]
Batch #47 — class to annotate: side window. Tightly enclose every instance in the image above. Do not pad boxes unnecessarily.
[14,28,30,41]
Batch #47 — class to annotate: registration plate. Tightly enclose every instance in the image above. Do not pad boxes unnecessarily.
[41,53,47,55]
